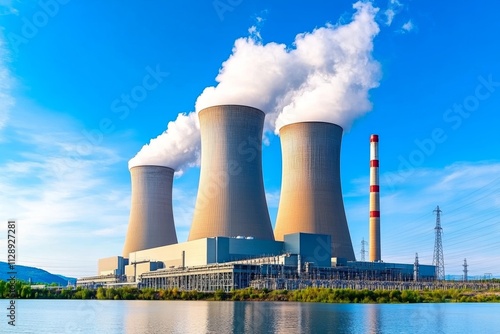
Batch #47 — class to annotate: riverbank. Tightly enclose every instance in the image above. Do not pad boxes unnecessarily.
[2,280,500,303]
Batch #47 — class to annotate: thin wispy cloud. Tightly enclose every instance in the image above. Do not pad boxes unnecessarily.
[383,0,403,26]
[401,19,415,32]
[381,0,418,35]
[0,106,131,277]
[265,190,281,209]
[248,10,268,42]
[346,161,500,275]
[0,0,19,16]
[0,35,14,133]
[385,9,395,26]
[171,185,197,241]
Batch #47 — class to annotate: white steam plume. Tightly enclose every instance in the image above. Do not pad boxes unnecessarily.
[128,112,200,174]
[130,1,381,171]
[196,1,381,133]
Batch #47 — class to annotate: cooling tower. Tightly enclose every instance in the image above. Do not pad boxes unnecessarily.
[369,134,381,262]
[274,122,356,260]
[122,165,178,257]
[188,105,274,241]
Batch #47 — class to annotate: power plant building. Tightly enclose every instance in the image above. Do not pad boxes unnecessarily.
[78,105,437,291]
[78,233,436,291]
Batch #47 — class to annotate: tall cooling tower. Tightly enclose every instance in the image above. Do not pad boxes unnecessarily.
[188,105,274,241]
[274,122,356,260]
[122,165,178,257]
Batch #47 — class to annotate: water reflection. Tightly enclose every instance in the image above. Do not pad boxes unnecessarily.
[241,302,356,333]
[365,303,381,334]
[120,301,359,333]
[98,300,467,333]
[14,300,500,333]
[123,300,211,333]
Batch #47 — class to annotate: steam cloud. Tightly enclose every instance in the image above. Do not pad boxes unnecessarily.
[129,1,381,171]
[128,112,200,175]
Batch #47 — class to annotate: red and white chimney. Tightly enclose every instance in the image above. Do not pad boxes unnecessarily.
[369,134,381,262]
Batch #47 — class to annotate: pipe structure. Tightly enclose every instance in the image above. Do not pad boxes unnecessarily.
[188,105,274,241]
[122,165,178,257]
[274,122,355,260]
[369,134,381,262]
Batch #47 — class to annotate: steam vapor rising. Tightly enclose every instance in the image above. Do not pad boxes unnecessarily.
[129,1,381,171]
[128,112,200,175]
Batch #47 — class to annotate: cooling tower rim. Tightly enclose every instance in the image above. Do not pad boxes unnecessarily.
[129,165,175,173]
[198,104,264,117]
[279,121,344,133]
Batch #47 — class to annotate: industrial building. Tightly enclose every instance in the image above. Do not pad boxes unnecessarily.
[77,104,436,290]
[78,232,436,290]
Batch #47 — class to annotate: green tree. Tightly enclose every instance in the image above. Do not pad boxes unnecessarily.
[96,287,106,300]
[106,288,117,300]
[20,285,31,299]
[214,289,226,301]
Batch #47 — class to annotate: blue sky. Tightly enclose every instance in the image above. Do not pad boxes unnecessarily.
[0,0,499,278]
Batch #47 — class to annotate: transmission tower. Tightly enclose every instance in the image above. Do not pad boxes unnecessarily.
[463,258,468,282]
[432,206,445,280]
[361,238,368,261]
[413,253,419,282]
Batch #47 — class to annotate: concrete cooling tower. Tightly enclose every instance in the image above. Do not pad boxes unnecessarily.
[122,165,178,257]
[274,122,356,260]
[188,105,274,241]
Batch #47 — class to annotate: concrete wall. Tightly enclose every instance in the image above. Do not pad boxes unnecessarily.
[189,105,274,241]
[122,165,178,256]
[345,261,436,279]
[127,238,212,269]
[274,122,355,260]
[226,237,284,261]
[127,236,285,270]
[284,233,332,267]
[98,256,127,276]
[125,261,162,282]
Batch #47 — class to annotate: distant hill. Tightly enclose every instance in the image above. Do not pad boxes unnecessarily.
[0,262,76,286]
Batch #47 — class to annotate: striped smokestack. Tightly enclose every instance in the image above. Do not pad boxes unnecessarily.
[369,134,381,262]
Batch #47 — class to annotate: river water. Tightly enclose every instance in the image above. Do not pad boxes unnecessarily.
[4,299,499,333]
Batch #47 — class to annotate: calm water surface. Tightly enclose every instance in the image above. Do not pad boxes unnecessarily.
[4,300,499,333]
